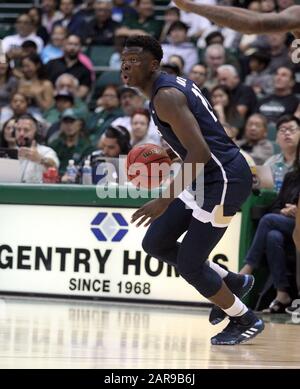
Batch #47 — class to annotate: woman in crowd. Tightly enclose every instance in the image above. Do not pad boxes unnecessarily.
[0,60,18,109]
[0,118,17,148]
[18,53,54,112]
[211,84,244,137]
[240,140,300,313]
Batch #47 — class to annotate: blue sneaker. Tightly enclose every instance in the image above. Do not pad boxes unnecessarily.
[211,310,264,345]
[209,274,255,325]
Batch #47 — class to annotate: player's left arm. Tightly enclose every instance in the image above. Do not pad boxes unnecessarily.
[131,88,211,226]
[293,196,300,251]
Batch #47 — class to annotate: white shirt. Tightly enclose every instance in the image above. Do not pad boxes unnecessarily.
[20,144,60,183]
[161,42,198,74]
[170,0,214,37]
[2,33,44,54]
[111,116,162,146]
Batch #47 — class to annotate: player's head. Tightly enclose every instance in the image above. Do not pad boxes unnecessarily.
[121,35,163,88]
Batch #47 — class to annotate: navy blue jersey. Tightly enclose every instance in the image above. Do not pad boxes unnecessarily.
[150,73,240,181]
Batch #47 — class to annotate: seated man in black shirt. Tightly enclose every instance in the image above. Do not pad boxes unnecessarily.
[45,34,92,99]
[258,66,300,126]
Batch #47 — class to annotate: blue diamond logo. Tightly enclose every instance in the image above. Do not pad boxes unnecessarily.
[91,212,128,242]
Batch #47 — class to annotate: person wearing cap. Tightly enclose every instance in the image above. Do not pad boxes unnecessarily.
[49,107,93,175]
[44,89,75,126]
[161,21,198,74]
[87,85,123,147]
[116,0,163,40]
[111,86,161,145]
[244,49,274,97]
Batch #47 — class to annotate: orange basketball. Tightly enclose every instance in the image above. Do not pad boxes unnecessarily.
[126,144,171,189]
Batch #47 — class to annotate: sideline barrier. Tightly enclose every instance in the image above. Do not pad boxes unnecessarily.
[0,184,275,306]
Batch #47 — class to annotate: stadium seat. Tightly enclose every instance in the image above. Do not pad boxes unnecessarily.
[87,45,115,67]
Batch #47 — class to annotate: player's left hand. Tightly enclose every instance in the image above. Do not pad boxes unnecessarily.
[131,198,171,227]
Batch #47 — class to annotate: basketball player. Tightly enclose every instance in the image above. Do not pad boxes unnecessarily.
[173,0,300,321]
[123,36,264,345]
[173,0,300,37]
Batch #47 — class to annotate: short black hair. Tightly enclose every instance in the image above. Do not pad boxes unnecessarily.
[125,35,163,63]
[168,21,189,35]
[105,125,132,154]
[276,114,300,130]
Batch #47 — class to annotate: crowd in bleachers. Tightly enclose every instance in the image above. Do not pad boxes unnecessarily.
[0,0,300,311]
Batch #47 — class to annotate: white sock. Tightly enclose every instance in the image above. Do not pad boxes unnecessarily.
[207,260,229,279]
[223,295,248,317]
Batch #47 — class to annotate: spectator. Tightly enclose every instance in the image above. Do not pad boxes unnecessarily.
[217,64,258,119]
[85,0,121,46]
[2,14,44,57]
[168,54,185,76]
[179,0,212,41]
[41,25,67,64]
[188,63,210,101]
[50,109,92,175]
[204,44,226,90]
[237,114,274,165]
[88,85,122,146]
[28,6,49,45]
[18,54,54,112]
[161,62,181,76]
[240,140,300,313]
[210,85,244,136]
[90,124,131,183]
[264,115,300,177]
[0,118,17,148]
[53,0,86,39]
[44,90,76,137]
[16,114,59,183]
[112,0,137,23]
[161,21,198,74]
[0,60,18,109]
[258,67,300,126]
[131,109,158,146]
[245,50,274,96]
[0,93,43,129]
[118,0,163,40]
[96,125,131,157]
[46,34,92,99]
[75,0,97,24]
[41,0,62,34]
[159,6,180,43]
[205,31,224,47]
[112,86,161,145]
[265,33,290,74]
[54,73,89,115]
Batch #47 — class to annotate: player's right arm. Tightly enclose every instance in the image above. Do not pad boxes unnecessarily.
[293,197,300,251]
[173,1,300,35]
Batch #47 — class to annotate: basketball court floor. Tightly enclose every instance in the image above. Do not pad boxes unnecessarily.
[0,296,299,369]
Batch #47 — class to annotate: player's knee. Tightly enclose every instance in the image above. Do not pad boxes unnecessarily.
[142,233,162,257]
